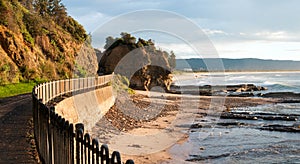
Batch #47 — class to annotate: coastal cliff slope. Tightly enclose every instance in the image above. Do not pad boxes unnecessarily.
[0,0,97,85]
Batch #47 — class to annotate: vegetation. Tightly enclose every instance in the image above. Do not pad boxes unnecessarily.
[103,33,176,67]
[0,82,37,98]
[0,0,93,87]
[112,74,135,95]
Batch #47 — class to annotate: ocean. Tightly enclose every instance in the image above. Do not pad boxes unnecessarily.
[170,72,300,163]
[175,71,300,93]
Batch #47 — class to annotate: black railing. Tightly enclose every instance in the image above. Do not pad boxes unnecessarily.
[32,75,134,164]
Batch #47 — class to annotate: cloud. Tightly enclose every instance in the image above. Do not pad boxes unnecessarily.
[73,12,112,32]
[62,0,300,60]
[212,40,300,61]
[157,43,197,59]
[203,29,229,36]
[255,31,286,39]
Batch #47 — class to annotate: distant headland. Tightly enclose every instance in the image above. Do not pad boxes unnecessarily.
[176,58,300,72]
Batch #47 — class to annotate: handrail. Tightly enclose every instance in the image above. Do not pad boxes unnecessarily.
[35,75,113,104]
[32,75,134,164]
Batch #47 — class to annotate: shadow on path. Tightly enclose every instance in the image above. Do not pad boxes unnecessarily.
[0,93,38,163]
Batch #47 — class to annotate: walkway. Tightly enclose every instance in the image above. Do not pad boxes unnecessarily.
[0,94,38,163]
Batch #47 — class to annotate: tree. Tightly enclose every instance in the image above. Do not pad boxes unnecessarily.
[48,0,67,23]
[32,0,67,22]
[104,36,115,49]
[168,50,176,69]
[33,0,48,16]
[19,0,34,11]
[120,32,136,44]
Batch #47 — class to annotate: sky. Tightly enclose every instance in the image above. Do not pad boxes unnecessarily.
[62,0,300,61]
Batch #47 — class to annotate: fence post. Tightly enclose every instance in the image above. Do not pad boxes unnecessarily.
[111,151,121,164]
[84,134,91,164]
[100,144,110,164]
[92,139,99,164]
[126,160,135,164]
[69,124,74,164]
[32,75,132,164]
[76,124,84,164]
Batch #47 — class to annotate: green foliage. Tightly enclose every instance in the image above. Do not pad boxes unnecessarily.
[74,63,87,77]
[63,16,87,42]
[104,32,138,50]
[0,64,11,84]
[22,29,34,45]
[112,74,135,94]
[23,12,44,37]
[0,82,36,98]
[0,0,90,86]
[0,0,9,26]
[41,60,56,80]
[0,61,20,85]
[20,66,38,80]
[0,64,10,72]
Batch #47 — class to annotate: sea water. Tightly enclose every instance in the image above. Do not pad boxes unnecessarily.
[175,71,300,93]
[170,72,300,163]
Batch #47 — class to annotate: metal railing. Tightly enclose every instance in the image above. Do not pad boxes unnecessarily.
[32,75,134,164]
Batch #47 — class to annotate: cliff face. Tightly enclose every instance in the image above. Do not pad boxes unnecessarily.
[98,33,174,91]
[0,0,97,85]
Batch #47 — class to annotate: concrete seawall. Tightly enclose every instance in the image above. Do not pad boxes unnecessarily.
[55,86,115,132]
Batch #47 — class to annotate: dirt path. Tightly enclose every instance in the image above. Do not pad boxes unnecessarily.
[0,93,38,163]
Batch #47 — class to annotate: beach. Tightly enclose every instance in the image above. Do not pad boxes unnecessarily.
[90,93,280,163]
[90,72,300,163]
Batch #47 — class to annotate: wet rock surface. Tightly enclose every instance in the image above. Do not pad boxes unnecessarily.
[169,84,267,96]
[221,111,299,121]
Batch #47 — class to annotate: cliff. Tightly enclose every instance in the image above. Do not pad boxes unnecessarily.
[0,0,98,85]
[97,33,174,91]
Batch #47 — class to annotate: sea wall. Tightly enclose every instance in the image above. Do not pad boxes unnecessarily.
[55,86,115,132]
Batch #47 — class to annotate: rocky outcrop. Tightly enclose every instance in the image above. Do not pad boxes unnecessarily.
[97,33,174,91]
[169,84,267,96]
[261,92,300,99]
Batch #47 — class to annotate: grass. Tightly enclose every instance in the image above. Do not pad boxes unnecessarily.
[0,82,37,98]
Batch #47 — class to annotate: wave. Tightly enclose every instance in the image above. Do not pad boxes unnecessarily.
[263,82,300,92]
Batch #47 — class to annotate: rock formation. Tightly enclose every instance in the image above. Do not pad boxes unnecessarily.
[97,33,174,91]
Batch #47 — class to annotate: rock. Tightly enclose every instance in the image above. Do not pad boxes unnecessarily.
[261,92,300,99]
[97,34,173,91]
[260,124,300,133]
[190,123,203,129]
[169,84,266,96]
[228,92,255,97]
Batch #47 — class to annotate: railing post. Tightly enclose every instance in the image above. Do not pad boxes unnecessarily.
[92,139,99,164]
[100,144,110,164]
[111,151,121,164]
[48,107,55,164]
[69,124,75,164]
[76,124,84,164]
[84,134,91,164]
[126,160,135,164]
[32,74,131,164]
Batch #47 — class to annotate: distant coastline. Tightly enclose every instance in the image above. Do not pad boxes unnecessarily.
[176,58,300,72]
[174,70,300,73]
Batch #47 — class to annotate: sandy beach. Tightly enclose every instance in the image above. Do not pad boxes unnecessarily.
[90,89,280,163]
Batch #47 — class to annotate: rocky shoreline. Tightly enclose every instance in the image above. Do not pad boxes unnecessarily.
[89,83,300,163]
[169,83,268,96]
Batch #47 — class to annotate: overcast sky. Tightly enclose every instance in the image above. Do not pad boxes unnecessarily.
[62,0,300,60]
